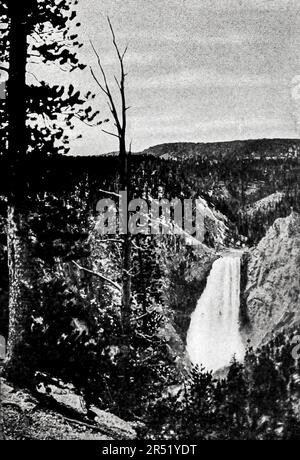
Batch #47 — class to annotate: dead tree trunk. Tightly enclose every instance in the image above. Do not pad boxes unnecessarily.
[91,19,132,332]
[119,134,132,332]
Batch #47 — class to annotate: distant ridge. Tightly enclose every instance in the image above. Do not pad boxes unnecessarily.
[85,138,300,161]
[137,138,300,161]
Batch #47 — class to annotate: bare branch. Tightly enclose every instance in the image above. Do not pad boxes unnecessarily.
[114,75,121,91]
[123,267,134,277]
[102,128,120,139]
[107,17,127,135]
[98,188,121,198]
[122,46,128,60]
[135,332,156,343]
[90,40,122,134]
[72,261,122,292]
[107,17,121,59]
[26,70,41,85]
[131,241,145,251]
[133,309,157,322]
[58,415,116,437]
[90,66,109,97]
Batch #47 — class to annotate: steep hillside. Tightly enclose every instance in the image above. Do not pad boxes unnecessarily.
[244,192,285,217]
[138,139,300,245]
[242,212,300,347]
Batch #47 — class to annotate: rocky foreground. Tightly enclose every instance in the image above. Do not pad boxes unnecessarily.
[0,376,137,440]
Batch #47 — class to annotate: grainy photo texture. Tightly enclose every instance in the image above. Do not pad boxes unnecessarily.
[0,0,300,444]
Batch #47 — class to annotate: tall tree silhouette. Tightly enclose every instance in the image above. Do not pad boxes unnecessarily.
[6,2,32,379]
[3,0,100,381]
[90,19,132,332]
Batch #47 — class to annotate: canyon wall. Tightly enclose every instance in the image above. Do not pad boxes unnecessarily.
[242,212,300,347]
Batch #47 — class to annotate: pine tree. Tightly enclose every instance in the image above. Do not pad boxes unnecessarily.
[3,0,100,382]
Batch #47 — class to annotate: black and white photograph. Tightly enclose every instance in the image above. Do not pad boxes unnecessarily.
[0,0,300,444]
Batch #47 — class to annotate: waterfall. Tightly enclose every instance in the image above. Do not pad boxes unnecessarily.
[186,254,245,372]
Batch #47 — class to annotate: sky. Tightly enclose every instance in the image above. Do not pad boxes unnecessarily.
[31,0,300,155]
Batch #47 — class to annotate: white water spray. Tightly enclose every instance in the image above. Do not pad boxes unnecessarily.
[186,254,245,372]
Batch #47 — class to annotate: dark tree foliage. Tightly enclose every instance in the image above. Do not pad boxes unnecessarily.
[0,0,101,158]
[0,153,182,415]
[1,0,103,384]
[144,330,300,440]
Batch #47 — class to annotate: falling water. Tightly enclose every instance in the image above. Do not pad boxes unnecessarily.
[186,254,245,372]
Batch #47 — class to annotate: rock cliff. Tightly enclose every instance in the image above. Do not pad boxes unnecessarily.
[242,212,300,347]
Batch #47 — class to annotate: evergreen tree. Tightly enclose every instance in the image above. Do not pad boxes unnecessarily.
[3,0,100,382]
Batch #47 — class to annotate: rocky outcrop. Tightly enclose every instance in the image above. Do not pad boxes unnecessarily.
[167,243,218,342]
[0,379,137,440]
[242,212,300,347]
